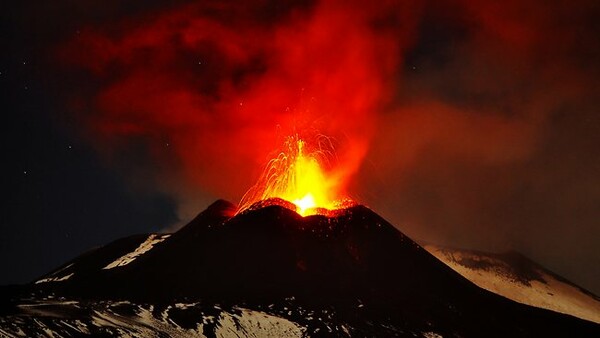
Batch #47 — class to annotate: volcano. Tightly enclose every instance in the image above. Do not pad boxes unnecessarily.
[1,200,598,337]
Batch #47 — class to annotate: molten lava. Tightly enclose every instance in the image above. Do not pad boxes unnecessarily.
[240,135,351,216]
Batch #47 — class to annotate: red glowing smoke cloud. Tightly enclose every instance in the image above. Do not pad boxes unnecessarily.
[57,0,600,292]
[62,1,420,204]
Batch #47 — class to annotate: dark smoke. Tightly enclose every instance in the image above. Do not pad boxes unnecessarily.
[355,0,600,293]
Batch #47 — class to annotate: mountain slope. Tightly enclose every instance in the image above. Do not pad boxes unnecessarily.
[425,244,600,324]
[1,200,599,337]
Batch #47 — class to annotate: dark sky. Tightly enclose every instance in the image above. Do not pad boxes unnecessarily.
[2,0,599,295]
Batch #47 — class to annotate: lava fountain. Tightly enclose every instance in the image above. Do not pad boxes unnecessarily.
[240,134,353,216]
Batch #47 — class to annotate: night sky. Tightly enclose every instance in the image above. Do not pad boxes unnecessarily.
[2,0,599,295]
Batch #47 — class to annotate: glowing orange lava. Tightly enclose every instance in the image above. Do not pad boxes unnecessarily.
[240,135,350,216]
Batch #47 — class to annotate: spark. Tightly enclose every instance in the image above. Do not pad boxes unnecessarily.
[240,134,351,216]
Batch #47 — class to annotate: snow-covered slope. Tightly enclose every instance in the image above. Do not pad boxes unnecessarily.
[424,245,600,324]
[0,299,307,337]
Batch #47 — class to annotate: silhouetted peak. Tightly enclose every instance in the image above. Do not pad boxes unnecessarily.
[206,199,238,215]
[175,199,237,236]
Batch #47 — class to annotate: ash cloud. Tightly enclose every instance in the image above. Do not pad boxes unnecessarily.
[60,0,600,293]
[356,0,600,293]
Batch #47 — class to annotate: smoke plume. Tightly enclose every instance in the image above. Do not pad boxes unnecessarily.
[61,0,600,292]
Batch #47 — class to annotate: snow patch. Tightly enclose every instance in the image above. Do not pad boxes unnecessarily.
[103,234,170,269]
[35,273,74,284]
[48,263,74,277]
[215,308,305,338]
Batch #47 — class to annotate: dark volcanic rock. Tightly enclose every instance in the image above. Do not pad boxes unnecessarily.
[1,199,599,337]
